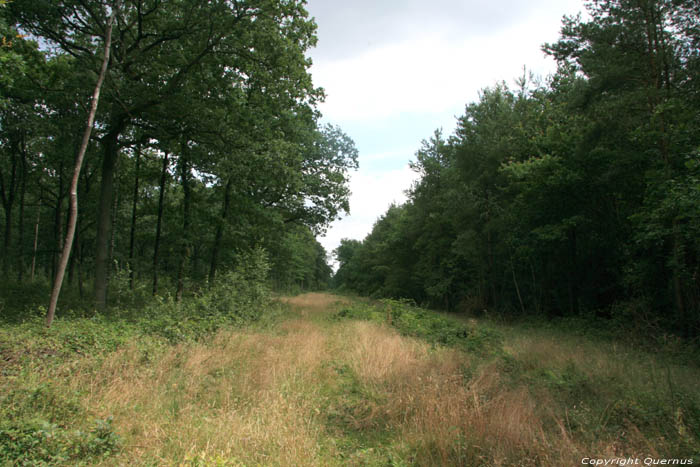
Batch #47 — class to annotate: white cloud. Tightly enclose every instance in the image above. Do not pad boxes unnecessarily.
[312,7,575,123]
[318,164,419,264]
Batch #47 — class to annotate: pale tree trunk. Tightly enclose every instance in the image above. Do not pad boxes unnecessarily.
[46,4,117,326]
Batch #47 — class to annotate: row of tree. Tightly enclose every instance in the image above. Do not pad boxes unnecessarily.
[334,0,700,335]
[0,0,356,312]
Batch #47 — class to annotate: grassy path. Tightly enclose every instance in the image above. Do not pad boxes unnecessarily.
[3,293,698,466]
[90,292,505,465]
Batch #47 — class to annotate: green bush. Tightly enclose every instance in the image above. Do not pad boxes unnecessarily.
[138,248,271,342]
[0,417,120,465]
[336,299,503,356]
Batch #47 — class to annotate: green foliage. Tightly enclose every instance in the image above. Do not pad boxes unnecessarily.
[0,417,120,465]
[337,299,503,356]
[137,248,272,342]
[269,225,332,292]
[0,0,352,316]
[0,379,121,465]
[0,251,276,465]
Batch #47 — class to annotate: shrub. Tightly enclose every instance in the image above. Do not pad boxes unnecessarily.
[0,417,120,465]
[336,299,503,356]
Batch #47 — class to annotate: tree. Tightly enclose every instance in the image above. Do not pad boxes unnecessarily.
[46,1,116,326]
[10,0,325,309]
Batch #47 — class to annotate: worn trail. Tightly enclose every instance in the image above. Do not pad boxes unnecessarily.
[79,293,494,465]
[82,293,655,466]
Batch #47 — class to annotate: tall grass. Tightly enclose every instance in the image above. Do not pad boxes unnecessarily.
[1,292,698,465]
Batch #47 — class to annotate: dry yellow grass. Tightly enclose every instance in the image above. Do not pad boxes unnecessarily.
[279,292,350,316]
[75,316,331,465]
[337,320,583,466]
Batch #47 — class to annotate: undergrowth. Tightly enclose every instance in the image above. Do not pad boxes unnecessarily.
[2,285,699,465]
[336,298,503,356]
[0,251,274,466]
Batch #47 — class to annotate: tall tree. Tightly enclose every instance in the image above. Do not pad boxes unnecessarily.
[46,1,116,326]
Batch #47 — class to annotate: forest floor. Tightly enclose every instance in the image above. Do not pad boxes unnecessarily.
[2,292,699,466]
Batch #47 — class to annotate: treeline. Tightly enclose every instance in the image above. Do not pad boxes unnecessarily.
[334,0,700,335]
[0,0,355,311]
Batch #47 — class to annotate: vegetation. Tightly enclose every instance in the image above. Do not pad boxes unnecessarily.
[2,0,699,465]
[333,0,700,338]
[1,255,277,465]
[2,292,698,465]
[1,0,356,319]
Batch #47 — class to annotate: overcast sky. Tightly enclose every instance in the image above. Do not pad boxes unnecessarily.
[305,0,586,266]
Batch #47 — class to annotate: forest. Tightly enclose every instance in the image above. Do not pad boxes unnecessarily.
[0,0,352,318]
[333,0,700,336]
[1,0,700,465]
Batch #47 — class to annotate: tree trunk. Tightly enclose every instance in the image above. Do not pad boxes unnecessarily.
[0,146,17,275]
[152,151,169,295]
[176,147,191,302]
[208,176,232,285]
[511,258,525,315]
[567,227,579,315]
[52,160,65,283]
[94,127,121,309]
[129,145,141,289]
[3,204,12,275]
[68,212,78,285]
[47,5,116,326]
[31,206,40,282]
[17,135,27,281]
[77,225,84,298]
[108,169,120,278]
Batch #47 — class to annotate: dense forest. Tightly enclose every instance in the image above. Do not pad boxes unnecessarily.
[0,0,355,317]
[334,0,700,336]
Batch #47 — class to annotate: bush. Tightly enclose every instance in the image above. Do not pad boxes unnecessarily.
[0,417,120,465]
[337,298,503,356]
[138,248,271,342]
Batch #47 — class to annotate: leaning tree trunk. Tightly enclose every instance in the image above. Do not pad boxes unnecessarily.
[46,5,116,326]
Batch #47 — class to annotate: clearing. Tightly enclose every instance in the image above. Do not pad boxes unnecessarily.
[2,293,698,466]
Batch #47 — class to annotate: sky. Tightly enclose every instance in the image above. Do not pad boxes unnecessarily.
[305,0,587,266]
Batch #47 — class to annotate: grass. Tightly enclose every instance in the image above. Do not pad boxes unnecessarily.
[1,292,699,465]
